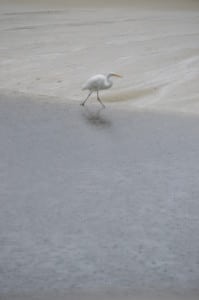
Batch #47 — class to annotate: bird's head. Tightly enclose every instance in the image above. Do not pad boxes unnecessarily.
[108,73,122,78]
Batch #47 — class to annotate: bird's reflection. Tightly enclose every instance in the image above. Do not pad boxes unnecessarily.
[81,105,112,128]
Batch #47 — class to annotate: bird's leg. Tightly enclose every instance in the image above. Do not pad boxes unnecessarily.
[81,91,93,106]
[97,91,105,108]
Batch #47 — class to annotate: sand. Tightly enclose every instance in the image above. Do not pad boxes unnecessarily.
[0,0,199,113]
[0,1,199,299]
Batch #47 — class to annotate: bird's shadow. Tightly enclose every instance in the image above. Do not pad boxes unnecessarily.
[80,105,112,128]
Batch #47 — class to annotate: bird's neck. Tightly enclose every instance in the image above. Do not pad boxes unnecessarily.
[106,74,113,88]
[107,73,113,80]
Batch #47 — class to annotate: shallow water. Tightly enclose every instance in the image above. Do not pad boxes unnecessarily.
[1,93,199,299]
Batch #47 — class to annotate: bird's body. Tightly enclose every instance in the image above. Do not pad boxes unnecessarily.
[82,74,113,91]
[81,73,122,107]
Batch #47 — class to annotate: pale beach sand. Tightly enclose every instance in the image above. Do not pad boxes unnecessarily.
[0,1,199,300]
[0,0,199,113]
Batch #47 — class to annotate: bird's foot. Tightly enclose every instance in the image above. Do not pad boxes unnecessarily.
[80,102,85,106]
[99,101,106,109]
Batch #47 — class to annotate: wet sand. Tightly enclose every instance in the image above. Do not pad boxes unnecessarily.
[0,1,199,299]
[1,92,199,300]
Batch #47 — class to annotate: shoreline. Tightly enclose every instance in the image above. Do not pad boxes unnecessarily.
[1,89,199,117]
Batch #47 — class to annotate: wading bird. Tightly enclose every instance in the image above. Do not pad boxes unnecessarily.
[81,73,122,107]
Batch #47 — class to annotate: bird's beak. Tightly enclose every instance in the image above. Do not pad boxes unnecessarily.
[112,73,122,78]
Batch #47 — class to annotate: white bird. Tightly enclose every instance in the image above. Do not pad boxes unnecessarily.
[81,73,122,107]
